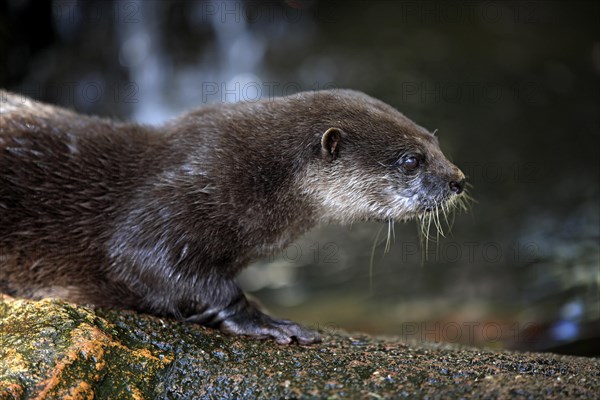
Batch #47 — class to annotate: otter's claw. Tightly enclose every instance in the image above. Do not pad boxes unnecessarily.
[219,307,320,345]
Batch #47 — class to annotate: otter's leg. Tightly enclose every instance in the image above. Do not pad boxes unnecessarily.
[184,288,320,345]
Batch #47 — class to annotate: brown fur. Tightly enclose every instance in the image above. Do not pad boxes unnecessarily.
[0,89,464,344]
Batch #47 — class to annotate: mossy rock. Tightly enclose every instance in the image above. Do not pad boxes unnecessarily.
[1,295,598,399]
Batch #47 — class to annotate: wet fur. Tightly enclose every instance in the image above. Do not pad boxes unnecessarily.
[0,89,464,344]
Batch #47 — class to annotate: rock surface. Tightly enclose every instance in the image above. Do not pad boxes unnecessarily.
[0,295,598,399]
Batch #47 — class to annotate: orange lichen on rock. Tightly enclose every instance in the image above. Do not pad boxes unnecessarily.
[2,296,599,399]
[0,296,171,399]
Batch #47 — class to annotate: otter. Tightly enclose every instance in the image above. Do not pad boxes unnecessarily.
[0,89,465,344]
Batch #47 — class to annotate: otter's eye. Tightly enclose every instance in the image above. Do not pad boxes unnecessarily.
[403,156,420,170]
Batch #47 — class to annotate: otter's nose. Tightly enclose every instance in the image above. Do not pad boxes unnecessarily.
[449,179,465,194]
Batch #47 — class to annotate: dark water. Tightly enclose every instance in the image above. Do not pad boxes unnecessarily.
[1,0,598,356]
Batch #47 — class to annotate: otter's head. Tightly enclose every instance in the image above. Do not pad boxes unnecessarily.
[300,90,467,226]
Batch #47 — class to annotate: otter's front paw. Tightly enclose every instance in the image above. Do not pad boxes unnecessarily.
[220,308,320,345]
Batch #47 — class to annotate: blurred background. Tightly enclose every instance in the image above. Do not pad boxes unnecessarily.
[1,0,598,356]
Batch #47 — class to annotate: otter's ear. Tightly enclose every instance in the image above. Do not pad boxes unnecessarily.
[321,127,344,162]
